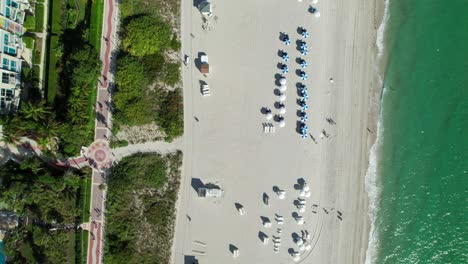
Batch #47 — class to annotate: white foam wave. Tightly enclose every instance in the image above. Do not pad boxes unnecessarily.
[365,0,391,263]
[376,0,390,60]
[364,116,384,264]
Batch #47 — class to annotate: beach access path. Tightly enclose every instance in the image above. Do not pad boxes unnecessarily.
[172,0,381,263]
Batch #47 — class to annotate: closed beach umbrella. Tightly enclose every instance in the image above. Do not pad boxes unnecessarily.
[279,77,287,85]
[279,93,286,101]
[279,120,286,128]
[266,112,273,120]
[279,85,287,92]
[279,107,286,115]
[315,11,321,18]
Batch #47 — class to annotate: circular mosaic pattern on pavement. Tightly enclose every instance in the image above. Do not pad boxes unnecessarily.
[86,140,114,170]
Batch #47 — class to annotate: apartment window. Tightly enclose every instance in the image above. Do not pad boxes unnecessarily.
[8,47,15,55]
[5,7,10,18]
[2,73,9,84]
[2,58,8,69]
[3,47,8,54]
[1,89,5,96]
[6,0,11,6]
[6,89,12,97]
[10,61,15,71]
[4,34,8,45]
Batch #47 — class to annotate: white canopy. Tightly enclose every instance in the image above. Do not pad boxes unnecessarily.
[295,238,304,246]
[279,85,287,92]
[279,107,286,115]
[279,120,286,128]
[279,78,287,85]
[315,11,321,18]
[303,184,310,192]
[279,93,286,101]
[266,112,273,120]
[299,190,306,197]
[305,191,311,198]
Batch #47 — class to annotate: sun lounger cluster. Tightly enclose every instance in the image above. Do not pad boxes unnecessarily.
[263,123,276,133]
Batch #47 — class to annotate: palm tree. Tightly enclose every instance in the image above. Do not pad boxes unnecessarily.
[20,101,52,122]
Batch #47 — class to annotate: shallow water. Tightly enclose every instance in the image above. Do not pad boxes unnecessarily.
[373,0,468,263]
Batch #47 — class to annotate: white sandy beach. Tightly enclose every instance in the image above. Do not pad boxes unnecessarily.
[173,0,383,263]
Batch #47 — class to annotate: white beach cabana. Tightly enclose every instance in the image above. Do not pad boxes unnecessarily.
[279,120,286,128]
[279,93,286,101]
[279,77,287,85]
[279,107,286,115]
[277,190,286,199]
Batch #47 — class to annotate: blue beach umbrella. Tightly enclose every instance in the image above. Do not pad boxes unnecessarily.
[300,72,308,80]
[301,49,308,56]
[302,31,309,38]
[284,39,291,45]
[301,95,309,101]
[282,65,289,74]
[300,111,307,117]
[301,104,309,111]
[301,116,308,123]
[282,53,289,62]
[301,60,308,68]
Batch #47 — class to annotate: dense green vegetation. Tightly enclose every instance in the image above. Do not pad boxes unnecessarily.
[39,0,104,155]
[121,15,172,57]
[104,152,182,263]
[112,0,183,140]
[0,158,91,263]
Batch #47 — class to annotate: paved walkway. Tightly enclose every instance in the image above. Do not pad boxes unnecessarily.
[87,0,118,263]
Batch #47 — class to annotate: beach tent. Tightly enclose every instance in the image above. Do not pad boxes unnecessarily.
[279,107,286,115]
[279,77,287,85]
[198,0,212,16]
[279,94,286,102]
[279,120,286,128]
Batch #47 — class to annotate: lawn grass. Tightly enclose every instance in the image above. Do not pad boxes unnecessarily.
[35,4,45,32]
[50,0,62,34]
[46,35,59,103]
[23,12,35,31]
[88,0,103,50]
[22,35,34,49]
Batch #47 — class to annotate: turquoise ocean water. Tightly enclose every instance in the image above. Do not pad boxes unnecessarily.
[369,0,468,263]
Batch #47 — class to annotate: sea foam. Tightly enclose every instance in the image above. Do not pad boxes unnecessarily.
[365,0,390,263]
